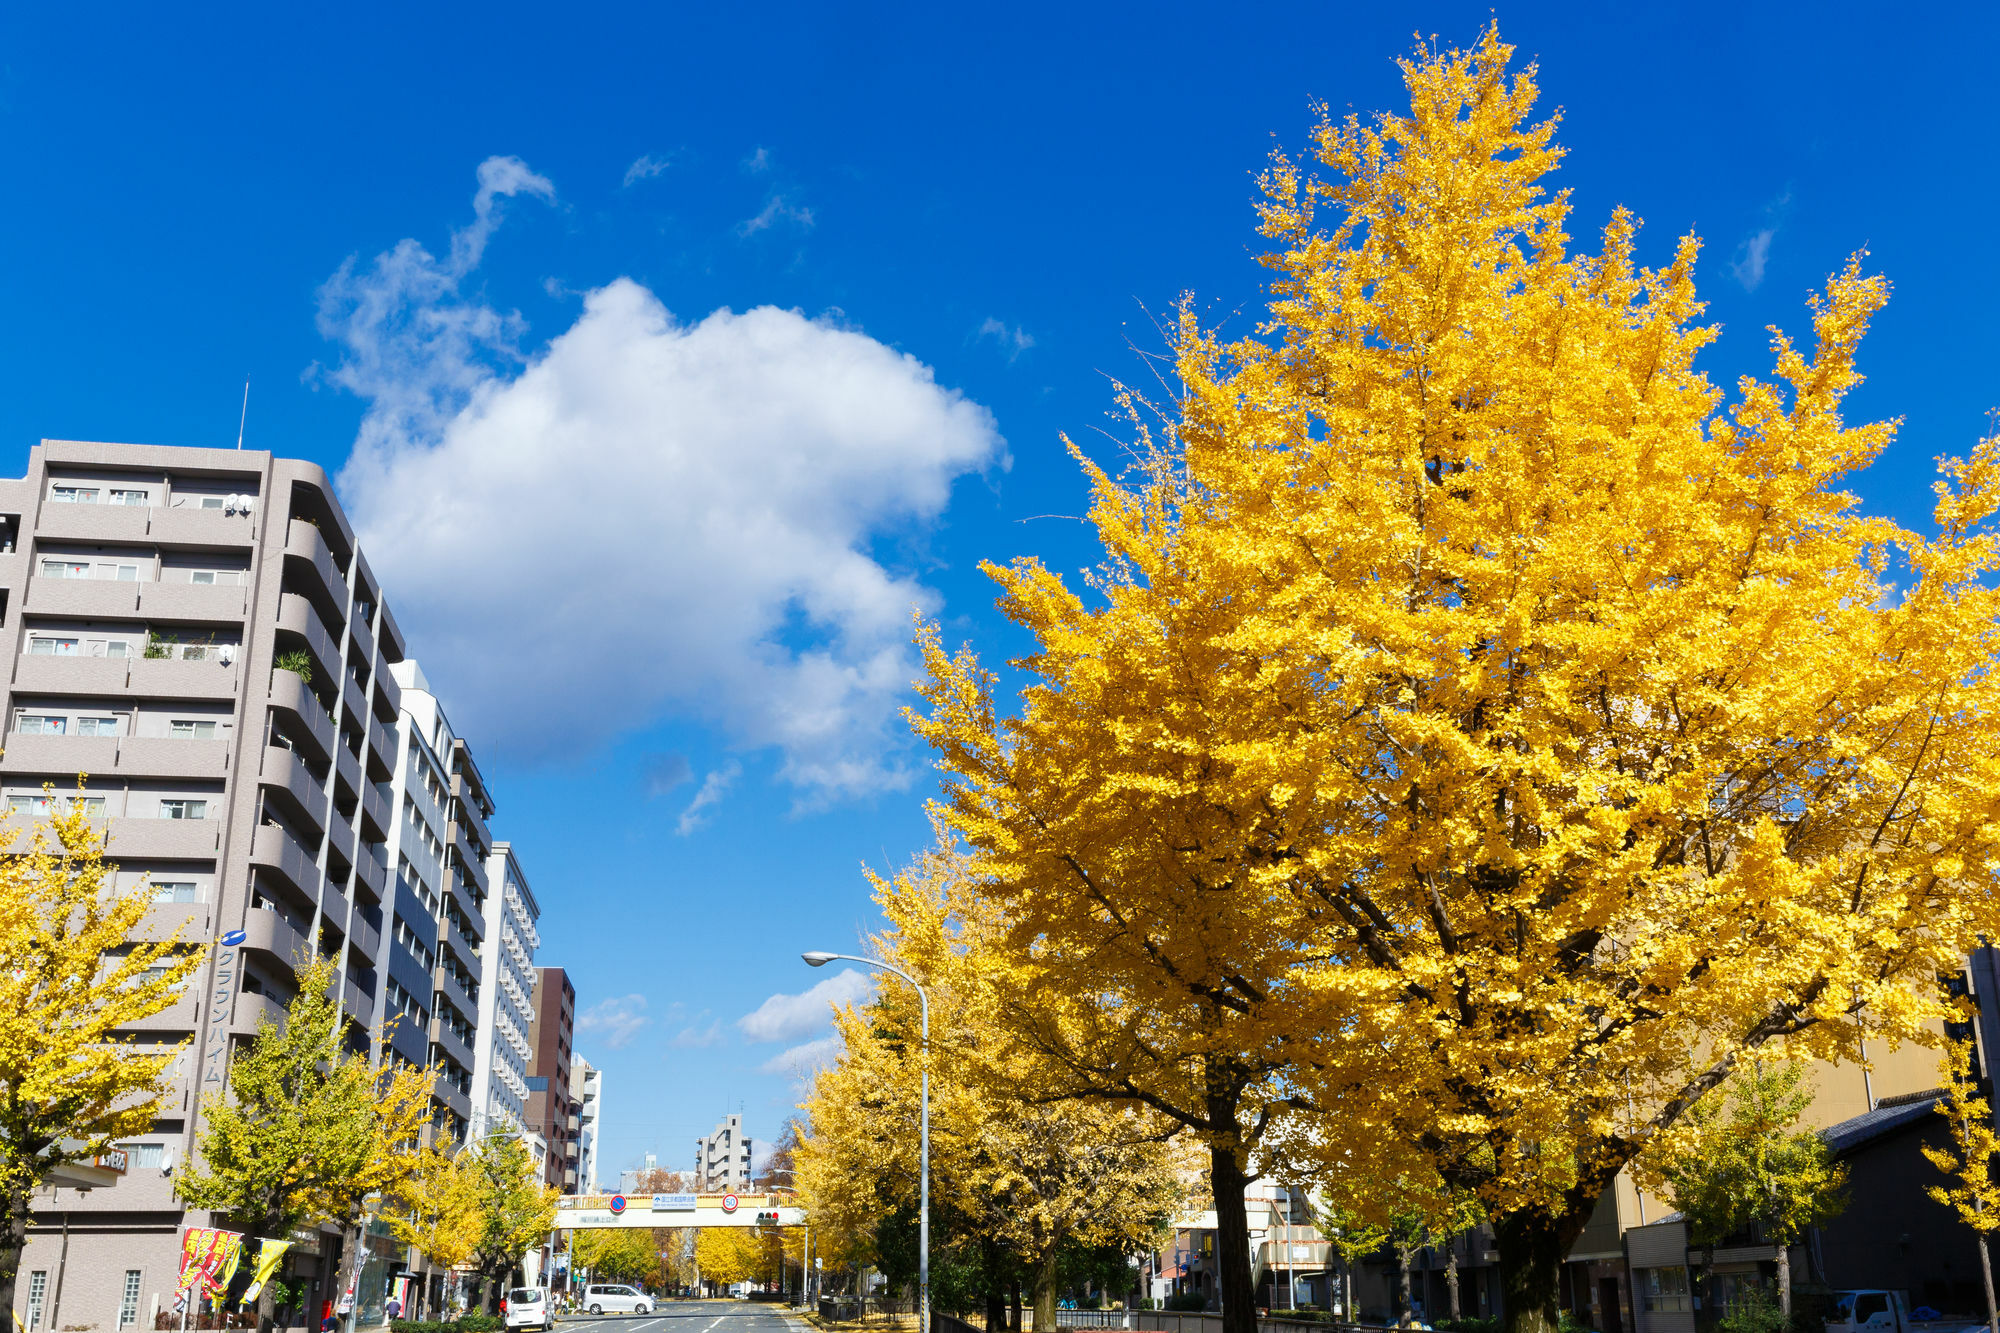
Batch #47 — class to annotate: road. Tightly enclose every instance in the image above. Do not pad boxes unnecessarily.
[557,1301,807,1333]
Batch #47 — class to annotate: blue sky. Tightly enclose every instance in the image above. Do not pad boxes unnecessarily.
[3,1,1997,1178]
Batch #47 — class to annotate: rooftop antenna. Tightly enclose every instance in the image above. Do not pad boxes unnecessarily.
[235,381,249,450]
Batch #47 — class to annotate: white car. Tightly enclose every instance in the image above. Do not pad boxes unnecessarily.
[584,1285,652,1315]
[505,1288,551,1333]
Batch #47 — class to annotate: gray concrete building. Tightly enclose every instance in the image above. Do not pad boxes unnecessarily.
[0,440,516,1333]
[694,1114,754,1193]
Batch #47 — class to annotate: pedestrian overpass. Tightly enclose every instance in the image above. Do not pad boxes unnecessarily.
[554,1192,804,1230]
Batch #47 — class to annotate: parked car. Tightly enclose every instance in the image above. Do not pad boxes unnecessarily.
[584,1284,652,1315]
[1826,1291,1984,1333]
[506,1288,552,1333]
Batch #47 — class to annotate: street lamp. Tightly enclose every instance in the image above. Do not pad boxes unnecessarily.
[804,951,929,1333]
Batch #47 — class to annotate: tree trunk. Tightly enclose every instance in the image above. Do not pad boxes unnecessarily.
[984,1239,1007,1333]
[1494,1210,1568,1333]
[1977,1232,1996,1333]
[1395,1246,1413,1322]
[1031,1251,1060,1333]
[0,1179,31,1333]
[1010,1277,1023,1332]
[1774,1235,1791,1317]
[1448,1246,1462,1321]
[1208,1142,1258,1333]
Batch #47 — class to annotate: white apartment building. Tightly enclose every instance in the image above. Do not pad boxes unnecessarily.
[573,1056,602,1193]
[473,843,540,1139]
[694,1114,754,1192]
[382,660,495,1143]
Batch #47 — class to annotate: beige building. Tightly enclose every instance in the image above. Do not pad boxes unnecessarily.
[694,1114,755,1193]
[3,440,519,1333]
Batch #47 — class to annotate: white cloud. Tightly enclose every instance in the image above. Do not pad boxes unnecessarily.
[1731,228,1775,292]
[577,994,650,1049]
[322,159,1006,800]
[744,147,772,174]
[676,761,741,834]
[669,1018,723,1048]
[737,969,872,1042]
[623,154,672,187]
[760,1034,843,1075]
[739,193,813,236]
[977,318,1035,362]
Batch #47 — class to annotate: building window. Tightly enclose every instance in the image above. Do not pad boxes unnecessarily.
[117,1143,167,1170]
[159,799,208,820]
[152,881,200,903]
[41,560,90,579]
[198,496,225,510]
[118,1269,142,1328]
[26,1271,46,1331]
[15,715,65,735]
[1642,1268,1690,1313]
[76,716,120,737]
[109,490,149,507]
[27,637,78,656]
[170,720,218,739]
[50,486,98,503]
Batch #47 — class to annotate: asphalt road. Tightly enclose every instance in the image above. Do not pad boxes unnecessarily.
[557,1301,806,1333]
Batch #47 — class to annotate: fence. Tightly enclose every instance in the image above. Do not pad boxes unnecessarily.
[819,1297,923,1325]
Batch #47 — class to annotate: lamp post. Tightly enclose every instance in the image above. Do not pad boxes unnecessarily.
[804,951,928,1333]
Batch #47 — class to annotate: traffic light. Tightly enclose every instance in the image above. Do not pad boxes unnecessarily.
[755,1209,781,1224]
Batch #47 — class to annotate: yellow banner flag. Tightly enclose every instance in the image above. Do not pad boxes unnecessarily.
[241,1239,292,1305]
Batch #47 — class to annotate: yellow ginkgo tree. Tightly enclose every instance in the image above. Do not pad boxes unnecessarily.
[1923,1046,2000,1333]
[0,794,208,1333]
[913,25,2000,1333]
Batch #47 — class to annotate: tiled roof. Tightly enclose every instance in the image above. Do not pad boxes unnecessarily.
[1822,1093,1944,1155]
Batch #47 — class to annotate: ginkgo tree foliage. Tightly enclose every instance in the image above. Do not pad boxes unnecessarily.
[0,797,208,1333]
[798,838,1187,1331]
[177,954,435,1332]
[913,25,2000,1333]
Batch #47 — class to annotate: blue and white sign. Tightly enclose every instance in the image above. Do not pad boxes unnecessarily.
[220,929,246,947]
[652,1193,698,1211]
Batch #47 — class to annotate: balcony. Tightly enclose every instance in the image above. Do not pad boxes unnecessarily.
[378,601,407,663]
[268,667,335,764]
[449,785,492,858]
[275,593,340,687]
[366,720,395,781]
[433,1078,471,1119]
[260,746,328,838]
[24,575,140,618]
[249,822,321,901]
[448,876,484,930]
[387,1010,428,1065]
[349,910,382,962]
[150,505,257,549]
[441,931,483,984]
[320,879,351,931]
[359,780,391,842]
[374,667,401,724]
[124,986,201,1033]
[284,519,351,621]
[340,673,367,732]
[116,736,231,780]
[0,732,117,777]
[435,966,477,1019]
[241,906,315,973]
[343,978,375,1028]
[355,839,389,899]
[230,990,287,1037]
[103,817,224,859]
[429,1014,475,1070]
[136,901,206,945]
[326,805,358,869]
[34,502,150,543]
[12,656,130,695]
[129,656,240,701]
[138,581,249,624]
[334,735,362,800]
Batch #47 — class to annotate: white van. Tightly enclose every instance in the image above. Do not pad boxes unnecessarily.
[505,1287,551,1333]
[584,1285,652,1315]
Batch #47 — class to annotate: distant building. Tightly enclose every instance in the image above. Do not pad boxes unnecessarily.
[695,1114,754,1193]
[574,1055,603,1193]
[470,843,539,1138]
[527,966,579,1190]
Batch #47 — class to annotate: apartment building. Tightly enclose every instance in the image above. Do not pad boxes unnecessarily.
[527,966,580,1190]
[380,659,498,1144]
[471,842,540,1138]
[694,1114,754,1193]
[0,440,535,1333]
[573,1056,603,1193]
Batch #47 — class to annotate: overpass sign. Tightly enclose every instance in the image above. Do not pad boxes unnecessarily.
[554,1192,804,1230]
